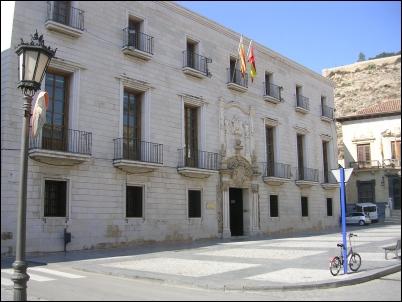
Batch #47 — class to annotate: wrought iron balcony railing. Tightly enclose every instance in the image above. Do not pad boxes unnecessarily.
[182,50,211,76]
[114,138,163,164]
[122,28,154,54]
[383,159,401,168]
[321,104,334,119]
[296,167,319,182]
[227,68,248,87]
[321,170,338,184]
[264,83,282,100]
[349,160,381,169]
[296,94,309,110]
[178,148,220,170]
[263,162,291,179]
[46,2,84,31]
[29,125,92,155]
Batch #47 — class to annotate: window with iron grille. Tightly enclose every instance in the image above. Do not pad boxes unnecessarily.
[44,180,67,217]
[188,190,201,218]
[327,198,333,216]
[301,196,308,217]
[126,186,143,218]
[270,195,279,217]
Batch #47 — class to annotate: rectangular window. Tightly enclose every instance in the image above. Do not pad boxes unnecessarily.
[266,126,275,176]
[297,134,304,179]
[270,195,279,217]
[44,180,67,217]
[126,186,143,218]
[184,105,198,167]
[357,144,371,166]
[391,141,401,160]
[188,190,201,218]
[327,198,333,216]
[301,196,308,217]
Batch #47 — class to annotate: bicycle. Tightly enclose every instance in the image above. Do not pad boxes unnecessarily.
[329,233,361,276]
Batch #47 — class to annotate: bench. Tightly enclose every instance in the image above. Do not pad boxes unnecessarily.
[383,239,401,260]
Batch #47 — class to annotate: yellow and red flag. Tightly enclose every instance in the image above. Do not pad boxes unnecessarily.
[247,40,256,82]
[238,35,247,78]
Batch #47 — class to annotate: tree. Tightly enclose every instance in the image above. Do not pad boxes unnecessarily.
[357,52,366,62]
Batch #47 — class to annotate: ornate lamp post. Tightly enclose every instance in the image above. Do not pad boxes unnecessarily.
[11,31,56,301]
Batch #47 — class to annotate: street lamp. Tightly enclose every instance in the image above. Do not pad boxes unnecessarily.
[11,30,56,301]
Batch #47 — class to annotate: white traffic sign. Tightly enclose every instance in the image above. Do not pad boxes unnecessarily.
[331,168,353,183]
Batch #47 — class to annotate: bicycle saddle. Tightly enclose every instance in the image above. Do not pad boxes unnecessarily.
[337,243,344,247]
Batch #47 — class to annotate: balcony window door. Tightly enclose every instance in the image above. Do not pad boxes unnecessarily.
[323,141,329,182]
[128,19,142,50]
[357,144,371,168]
[184,105,198,168]
[53,1,71,26]
[391,141,401,161]
[266,126,275,176]
[265,73,272,96]
[43,72,69,152]
[186,41,197,69]
[297,134,304,179]
[123,90,142,161]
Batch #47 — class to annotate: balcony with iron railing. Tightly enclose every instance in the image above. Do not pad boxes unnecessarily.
[122,28,154,60]
[349,160,381,169]
[383,158,401,168]
[262,162,292,185]
[182,50,211,78]
[295,166,319,187]
[177,148,220,178]
[29,125,92,165]
[263,83,282,104]
[321,104,334,122]
[45,2,84,37]
[295,94,309,113]
[113,138,163,173]
[227,68,248,92]
[320,170,339,190]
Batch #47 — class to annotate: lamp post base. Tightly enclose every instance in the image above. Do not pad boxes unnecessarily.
[11,260,30,301]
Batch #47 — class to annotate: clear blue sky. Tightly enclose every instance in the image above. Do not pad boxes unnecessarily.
[177,1,401,73]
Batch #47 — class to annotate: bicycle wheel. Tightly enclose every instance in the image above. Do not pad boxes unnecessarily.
[349,253,361,272]
[330,256,342,276]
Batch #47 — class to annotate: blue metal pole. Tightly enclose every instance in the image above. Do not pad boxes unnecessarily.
[340,167,348,274]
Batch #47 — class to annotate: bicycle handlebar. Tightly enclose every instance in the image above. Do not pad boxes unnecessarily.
[349,233,358,237]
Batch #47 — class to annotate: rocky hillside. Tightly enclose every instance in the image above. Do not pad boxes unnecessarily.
[322,55,401,158]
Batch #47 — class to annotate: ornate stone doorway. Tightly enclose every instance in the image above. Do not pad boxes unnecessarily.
[218,98,261,238]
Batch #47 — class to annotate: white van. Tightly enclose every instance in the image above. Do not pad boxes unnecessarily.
[355,203,378,222]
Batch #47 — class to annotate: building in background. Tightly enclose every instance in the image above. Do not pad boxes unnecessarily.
[337,100,401,216]
[1,1,338,255]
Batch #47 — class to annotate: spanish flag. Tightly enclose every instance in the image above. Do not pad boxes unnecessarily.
[238,35,247,78]
[248,40,256,82]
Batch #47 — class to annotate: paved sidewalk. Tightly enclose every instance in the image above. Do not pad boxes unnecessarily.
[2,223,401,292]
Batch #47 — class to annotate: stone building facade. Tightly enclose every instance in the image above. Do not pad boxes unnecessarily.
[337,100,401,211]
[1,1,339,255]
